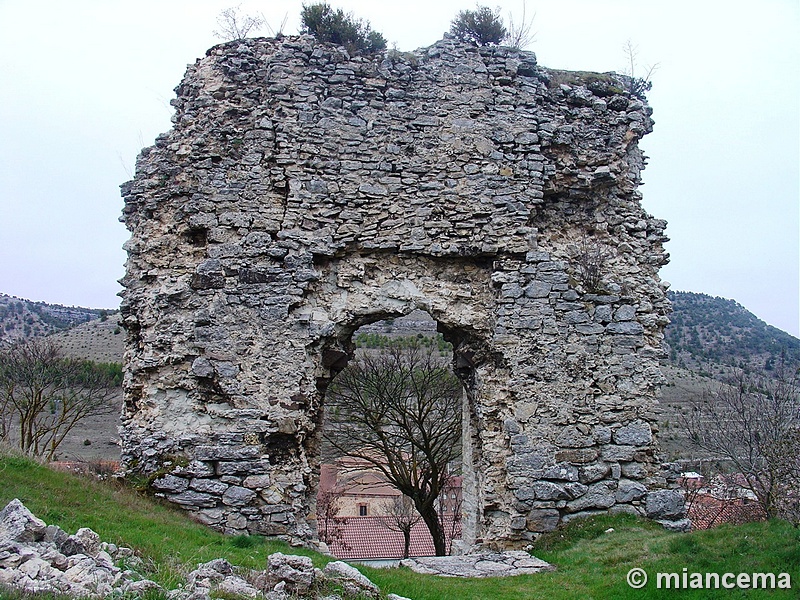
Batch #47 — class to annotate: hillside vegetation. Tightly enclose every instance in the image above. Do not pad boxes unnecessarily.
[0,294,109,344]
[665,291,800,377]
[1,453,798,599]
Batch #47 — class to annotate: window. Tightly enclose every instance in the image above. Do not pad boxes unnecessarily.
[358,504,368,516]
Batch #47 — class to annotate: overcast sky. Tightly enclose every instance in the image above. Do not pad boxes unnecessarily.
[0,0,797,336]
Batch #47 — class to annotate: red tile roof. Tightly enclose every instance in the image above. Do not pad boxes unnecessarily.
[323,516,462,560]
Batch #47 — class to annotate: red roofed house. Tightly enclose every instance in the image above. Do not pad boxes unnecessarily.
[317,459,462,560]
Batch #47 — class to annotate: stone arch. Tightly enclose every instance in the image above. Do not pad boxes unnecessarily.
[296,252,497,546]
[119,35,684,549]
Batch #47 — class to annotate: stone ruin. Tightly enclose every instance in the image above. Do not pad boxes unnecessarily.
[119,34,685,549]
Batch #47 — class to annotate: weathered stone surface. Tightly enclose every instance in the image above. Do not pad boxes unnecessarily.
[526,509,560,532]
[152,474,190,494]
[657,518,692,533]
[613,420,652,446]
[645,490,686,520]
[0,500,396,599]
[0,500,161,599]
[566,482,616,513]
[266,552,315,594]
[0,499,46,543]
[323,561,379,597]
[616,479,647,503]
[119,34,675,547]
[222,486,257,507]
[401,551,554,578]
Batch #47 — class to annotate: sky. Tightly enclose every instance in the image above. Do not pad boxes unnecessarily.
[0,0,797,337]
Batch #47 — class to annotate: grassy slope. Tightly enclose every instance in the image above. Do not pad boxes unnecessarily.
[0,455,323,590]
[1,455,799,599]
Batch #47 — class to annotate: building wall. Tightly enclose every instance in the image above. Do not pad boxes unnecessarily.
[120,34,683,548]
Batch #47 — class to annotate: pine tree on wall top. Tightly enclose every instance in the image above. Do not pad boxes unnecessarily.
[450,5,507,46]
[300,3,387,55]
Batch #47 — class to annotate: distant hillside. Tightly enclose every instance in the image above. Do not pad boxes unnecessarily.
[664,291,800,376]
[48,313,125,363]
[0,293,111,344]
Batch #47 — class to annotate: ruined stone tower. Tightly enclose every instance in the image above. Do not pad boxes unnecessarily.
[120,34,683,547]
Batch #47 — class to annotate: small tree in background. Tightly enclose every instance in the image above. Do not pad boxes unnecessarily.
[379,496,422,559]
[317,488,350,548]
[682,368,800,524]
[450,5,507,46]
[0,338,118,460]
[300,3,387,55]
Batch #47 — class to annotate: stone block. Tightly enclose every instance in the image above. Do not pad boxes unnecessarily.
[524,281,552,298]
[194,446,262,461]
[168,491,218,508]
[657,518,692,532]
[601,445,637,462]
[613,420,652,446]
[616,479,647,503]
[555,448,599,464]
[555,426,595,449]
[564,482,589,499]
[243,474,272,489]
[533,481,570,501]
[566,482,616,513]
[152,474,189,494]
[645,490,685,520]
[606,322,644,335]
[222,486,257,507]
[578,463,611,484]
[190,479,229,495]
[542,463,579,481]
[620,462,647,479]
[526,509,560,533]
[0,499,46,543]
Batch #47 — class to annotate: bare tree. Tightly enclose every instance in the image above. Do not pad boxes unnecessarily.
[0,338,118,460]
[773,427,800,526]
[682,368,800,522]
[213,5,267,41]
[621,39,659,99]
[324,340,463,556]
[317,488,350,549]
[379,496,422,559]
[437,477,463,554]
[505,1,536,50]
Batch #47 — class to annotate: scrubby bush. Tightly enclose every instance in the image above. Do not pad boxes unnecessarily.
[450,5,507,46]
[300,3,386,55]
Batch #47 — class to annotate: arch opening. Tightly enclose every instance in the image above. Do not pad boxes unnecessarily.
[310,309,487,557]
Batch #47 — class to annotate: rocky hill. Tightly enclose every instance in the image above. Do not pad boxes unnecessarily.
[665,291,800,377]
[0,293,110,345]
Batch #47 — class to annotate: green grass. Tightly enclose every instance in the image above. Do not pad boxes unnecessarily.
[0,454,324,591]
[1,453,798,599]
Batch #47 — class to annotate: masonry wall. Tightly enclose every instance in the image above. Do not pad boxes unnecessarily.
[120,34,684,547]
